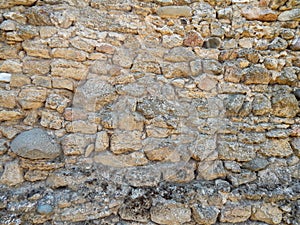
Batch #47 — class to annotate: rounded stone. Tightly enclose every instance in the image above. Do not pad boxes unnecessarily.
[37,204,53,215]
[11,128,61,160]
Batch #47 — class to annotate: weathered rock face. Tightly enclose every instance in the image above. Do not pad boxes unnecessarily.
[0,0,300,224]
[11,128,61,159]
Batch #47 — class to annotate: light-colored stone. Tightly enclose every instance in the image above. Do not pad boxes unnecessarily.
[22,40,51,58]
[40,110,64,130]
[278,9,300,21]
[0,90,17,109]
[95,131,109,152]
[0,73,11,82]
[0,110,24,121]
[23,57,51,75]
[66,120,98,134]
[51,59,88,80]
[111,130,142,154]
[11,128,61,159]
[192,204,219,225]
[52,48,88,62]
[150,203,191,225]
[272,93,299,118]
[251,203,283,224]
[197,160,226,180]
[242,6,278,22]
[260,138,293,157]
[125,166,161,187]
[220,203,251,223]
[61,133,94,156]
[0,60,22,73]
[0,161,24,186]
[17,87,47,110]
[0,0,37,8]
[157,6,192,18]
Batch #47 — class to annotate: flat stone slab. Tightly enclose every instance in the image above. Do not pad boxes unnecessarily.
[11,128,61,159]
[157,6,192,18]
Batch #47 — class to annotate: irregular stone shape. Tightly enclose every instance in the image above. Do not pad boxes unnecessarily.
[0,90,17,109]
[52,77,74,91]
[291,138,300,157]
[22,40,51,58]
[260,138,293,157]
[111,130,142,154]
[52,48,88,62]
[0,73,11,82]
[26,6,53,26]
[0,0,37,8]
[274,68,298,86]
[24,170,49,182]
[227,170,257,187]
[191,204,219,225]
[94,151,148,167]
[0,110,24,122]
[243,66,270,84]
[269,37,288,51]
[45,94,70,113]
[272,93,299,118]
[112,48,135,68]
[184,31,203,47]
[0,161,24,186]
[119,196,151,222]
[197,160,226,180]
[164,47,196,62]
[41,110,64,130]
[202,59,223,75]
[238,132,266,144]
[163,34,183,48]
[73,78,117,112]
[162,62,191,78]
[65,120,97,134]
[11,128,61,160]
[217,7,233,19]
[220,203,251,223]
[203,37,222,49]
[150,203,191,224]
[242,6,278,21]
[290,37,300,51]
[23,57,51,75]
[242,158,269,171]
[157,6,192,18]
[162,161,196,183]
[95,131,109,152]
[251,203,283,224]
[224,94,245,116]
[51,59,88,80]
[125,166,161,187]
[0,60,22,73]
[269,0,288,10]
[218,142,256,162]
[258,167,291,188]
[190,134,217,161]
[17,87,47,110]
[252,94,272,116]
[61,133,93,156]
[278,9,300,21]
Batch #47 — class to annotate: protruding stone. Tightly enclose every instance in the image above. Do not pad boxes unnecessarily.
[95,131,109,152]
[197,160,226,181]
[191,204,219,225]
[220,203,251,223]
[0,161,24,186]
[125,166,161,187]
[157,6,192,18]
[111,130,142,154]
[251,203,283,224]
[278,9,300,21]
[150,203,191,224]
[290,38,300,51]
[272,93,299,118]
[11,128,61,160]
[269,37,288,51]
[0,73,11,82]
[242,158,269,171]
[242,6,278,22]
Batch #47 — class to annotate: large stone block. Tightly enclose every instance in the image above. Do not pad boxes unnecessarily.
[157,6,192,18]
[11,128,61,159]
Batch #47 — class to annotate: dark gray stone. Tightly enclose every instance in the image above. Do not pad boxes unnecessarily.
[203,37,222,49]
[11,128,61,159]
[242,158,269,172]
[294,89,300,100]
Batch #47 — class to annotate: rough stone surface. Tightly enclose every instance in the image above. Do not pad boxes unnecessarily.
[191,204,219,225]
[242,6,278,22]
[157,6,192,18]
[11,128,61,159]
[278,9,300,21]
[0,161,24,186]
[251,203,283,224]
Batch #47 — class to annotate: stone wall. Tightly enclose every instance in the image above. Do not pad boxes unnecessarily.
[0,0,300,224]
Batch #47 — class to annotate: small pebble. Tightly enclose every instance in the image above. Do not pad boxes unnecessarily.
[37,204,53,215]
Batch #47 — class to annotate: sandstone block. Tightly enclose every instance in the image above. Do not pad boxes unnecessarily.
[0,90,17,108]
[252,94,272,116]
[40,110,64,130]
[228,170,257,187]
[218,142,256,162]
[125,166,161,187]
[52,77,74,91]
[0,110,24,121]
[220,203,251,223]
[150,203,191,224]
[0,0,37,8]
[61,133,94,156]
[162,34,183,48]
[95,131,109,152]
[112,48,135,68]
[11,128,61,159]
[242,6,278,22]
[66,120,98,134]
[45,94,70,113]
[269,37,288,51]
[162,161,196,183]
[157,6,192,18]
[272,93,299,118]
[243,66,270,84]
[10,74,31,87]
[24,170,49,182]
[164,47,196,62]
[26,6,52,26]
[0,60,22,73]
[52,48,88,62]
[51,59,88,80]
[0,161,24,186]
[22,40,51,58]
[23,57,51,75]
[111,130,142,154]
[290,37,300,50]
[251,203,282,224]
[17,87,47,110]
[291,138,300,157]
[260,138,293,157]
[197,160,226,181]
[242,158,269,172]
[184,31,203,47]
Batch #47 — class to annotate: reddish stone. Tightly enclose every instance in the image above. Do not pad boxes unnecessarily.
[184,31,203,47]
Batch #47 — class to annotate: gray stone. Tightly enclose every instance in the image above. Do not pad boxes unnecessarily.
[150,203,191,225]
[197,160,226,181]
[111,130,142,154]
[11,128,61,160]
[252,94,272,116]
[260,138,293,157]
[191,204,219,225]
[203,37,222,49]
[164,47,196,62]
[291,138,300,157]
[227,170,257,187]
[290,38,300,51]
[37,204,53,215]
[242,158,269,171]
[224,94,245,116]
[269,0,288,10]
[218,142,256,162]
[269,37,288,51]
[157,6,192,18]
[202,59,223,75]
[278,9,300,21]
[0,0,37,8]
[243,66,270,84]
[251,203,283,224]
[294,89,300,100]
[125,166,161,187]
